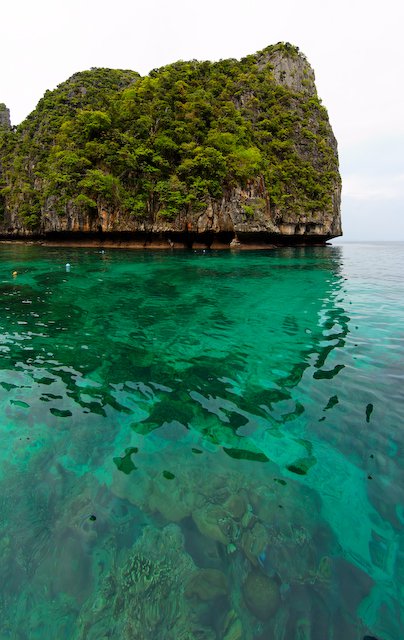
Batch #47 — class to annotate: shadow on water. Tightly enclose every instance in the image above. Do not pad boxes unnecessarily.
[0,244,402,638]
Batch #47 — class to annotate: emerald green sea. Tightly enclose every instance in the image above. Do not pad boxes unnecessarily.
[0,242,403,639]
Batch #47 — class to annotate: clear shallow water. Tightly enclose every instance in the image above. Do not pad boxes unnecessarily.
[0,242,403,639]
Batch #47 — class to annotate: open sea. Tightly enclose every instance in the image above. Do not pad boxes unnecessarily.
[0,241,403,640]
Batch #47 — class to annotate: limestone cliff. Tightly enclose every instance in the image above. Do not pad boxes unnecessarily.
[0,104,11,129]
[0,43,341,247]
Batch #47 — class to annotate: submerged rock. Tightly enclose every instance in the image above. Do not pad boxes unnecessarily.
[241,520,268,566]
[263,523,318,584]
[223,493,247,520]
[185,568,228,601]
[243,570,280,620]
[192,504,234,545]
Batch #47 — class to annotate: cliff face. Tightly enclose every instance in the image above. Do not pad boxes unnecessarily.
[0,104,11,129]
[0,43,341,246]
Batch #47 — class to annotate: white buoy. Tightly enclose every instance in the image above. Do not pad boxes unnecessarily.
[65,263,71,272]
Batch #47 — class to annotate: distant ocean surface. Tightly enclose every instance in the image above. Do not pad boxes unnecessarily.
[0,241,403,639]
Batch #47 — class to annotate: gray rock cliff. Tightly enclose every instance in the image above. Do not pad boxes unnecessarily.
[0,104,11,130]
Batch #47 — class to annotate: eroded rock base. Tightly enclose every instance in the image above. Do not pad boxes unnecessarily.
[0,231,334,249]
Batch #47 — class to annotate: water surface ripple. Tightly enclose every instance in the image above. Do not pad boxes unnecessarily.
[0,243,403,639]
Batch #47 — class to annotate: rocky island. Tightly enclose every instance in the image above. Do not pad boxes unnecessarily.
[0,43,341,248]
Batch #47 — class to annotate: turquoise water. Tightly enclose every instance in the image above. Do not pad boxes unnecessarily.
[0,242,403,639]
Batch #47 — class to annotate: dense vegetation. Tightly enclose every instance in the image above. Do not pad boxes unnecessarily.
[0,43,339,230]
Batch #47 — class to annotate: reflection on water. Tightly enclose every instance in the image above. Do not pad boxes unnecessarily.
[0,243,403,639]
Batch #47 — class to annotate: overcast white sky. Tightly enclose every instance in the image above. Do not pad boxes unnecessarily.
[1,0,403,240]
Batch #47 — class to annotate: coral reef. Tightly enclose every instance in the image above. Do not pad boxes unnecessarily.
[76,524,220,639]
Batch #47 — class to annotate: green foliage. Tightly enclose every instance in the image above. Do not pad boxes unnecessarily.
[0,45,339,228]
[75,110,111,140]
[79,169,120,203]
[243,205,254,217]
[73,194,97,210]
